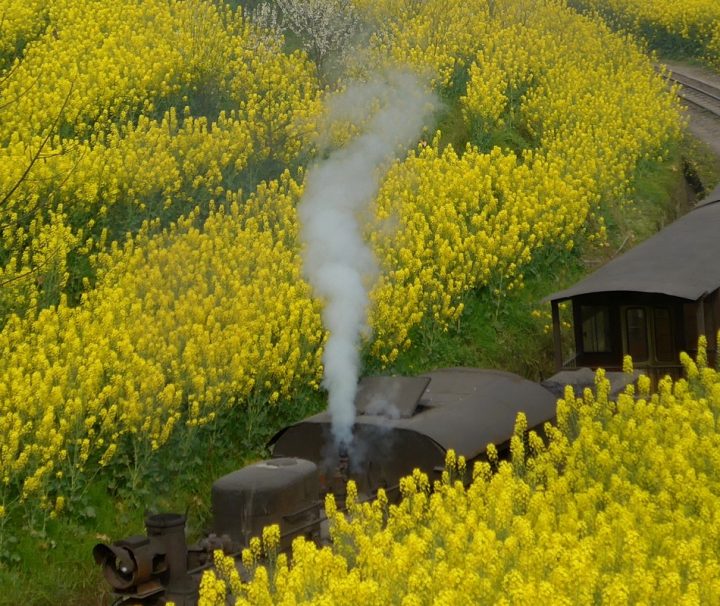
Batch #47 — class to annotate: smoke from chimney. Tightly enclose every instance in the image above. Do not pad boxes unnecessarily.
[298,71,437,450]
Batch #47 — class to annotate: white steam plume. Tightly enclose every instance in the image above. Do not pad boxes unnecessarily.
[298,71,437,449]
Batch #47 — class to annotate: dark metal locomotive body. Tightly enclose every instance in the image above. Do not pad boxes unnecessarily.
[94,368,562,604]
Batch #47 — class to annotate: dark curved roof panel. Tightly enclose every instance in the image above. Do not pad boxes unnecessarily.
[546,200,720,302]
[270,368,557,461]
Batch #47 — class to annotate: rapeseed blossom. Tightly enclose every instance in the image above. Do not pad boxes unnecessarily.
[570,0,720,68]
[202,348,720,603]
[0,0,682,529]
[0,0,320,319]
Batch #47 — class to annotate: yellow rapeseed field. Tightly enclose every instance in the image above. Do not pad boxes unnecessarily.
[0,0,320,319]
[0,0,682,529]
[570,0,720,68]
[199,345,720,604]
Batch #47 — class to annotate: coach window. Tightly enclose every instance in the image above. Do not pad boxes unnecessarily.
[626,307,649,361]
[581,305,611,353]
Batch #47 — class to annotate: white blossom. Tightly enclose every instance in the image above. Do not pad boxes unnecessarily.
[275,0,359,67]
[248,2,285,46]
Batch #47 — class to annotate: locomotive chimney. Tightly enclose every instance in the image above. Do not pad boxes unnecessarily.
[144,513,195,604]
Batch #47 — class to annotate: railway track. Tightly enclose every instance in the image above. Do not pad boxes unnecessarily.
[667,71,720,118]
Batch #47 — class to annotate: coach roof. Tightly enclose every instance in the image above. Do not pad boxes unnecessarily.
[546,194,720,303]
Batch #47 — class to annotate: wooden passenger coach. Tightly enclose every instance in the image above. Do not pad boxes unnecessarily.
[546,185,720,382]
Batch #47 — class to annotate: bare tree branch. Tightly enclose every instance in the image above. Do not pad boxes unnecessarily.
[0,243,63,289]
[0,80,74,209]
[0,54,49,112]
[0,144,87,233]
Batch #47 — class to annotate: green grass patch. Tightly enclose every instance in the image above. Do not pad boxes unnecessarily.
[681,131,720,196]
[369,255,585,382]
[591,135,710,266]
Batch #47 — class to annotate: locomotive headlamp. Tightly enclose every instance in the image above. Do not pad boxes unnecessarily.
[93,532,167,591]
[92,537,150,590]
[93,513,193,603]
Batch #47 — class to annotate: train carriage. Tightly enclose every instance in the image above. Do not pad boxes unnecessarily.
[546,185,720,383]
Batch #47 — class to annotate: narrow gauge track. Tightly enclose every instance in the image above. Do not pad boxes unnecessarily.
[667,71,720,118]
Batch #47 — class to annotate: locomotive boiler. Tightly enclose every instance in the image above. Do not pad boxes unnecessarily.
[94,367,561,605]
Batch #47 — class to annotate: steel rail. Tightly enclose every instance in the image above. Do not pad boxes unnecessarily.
[666,71,720,118]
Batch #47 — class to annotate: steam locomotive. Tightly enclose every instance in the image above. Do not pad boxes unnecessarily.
[94,367,635,605]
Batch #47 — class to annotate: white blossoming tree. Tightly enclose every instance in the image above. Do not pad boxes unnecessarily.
[270,0,360,70]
